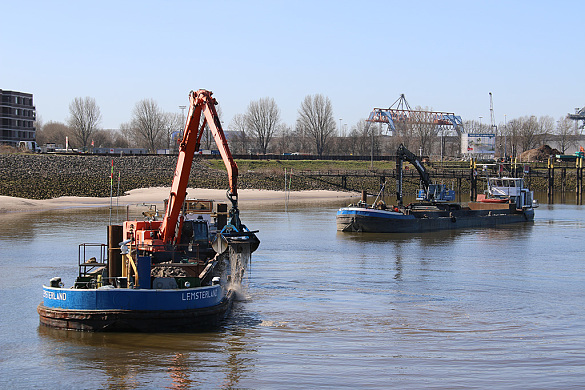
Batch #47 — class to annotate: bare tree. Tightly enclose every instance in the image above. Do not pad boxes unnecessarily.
[111,129,130,148]
[229,113,249,154]
[162,112,184,150]
[393,120,415,152]
[274,124,293,154]
[296,94,336,157]
[127,99,166,152]
[67,97,102,150]
[36,121,72,146]
[87,129,131,148]
[463,119,491,134]
[90,129,113,148]
[503,118,522,157]
[519,116,540,152]
[537,115,555,146]
[348,119,373,156]
[409,108,435,156]
[556,116,579,153]
[245,97,280,154]
[503,116,543,155]
[33,116,44,143]
[119,122,134,147]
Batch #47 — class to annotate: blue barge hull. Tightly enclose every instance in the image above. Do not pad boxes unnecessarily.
[37,285,234,332]
[337,206,534,233]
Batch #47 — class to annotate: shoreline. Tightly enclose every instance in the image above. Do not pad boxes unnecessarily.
[0,188,358,214]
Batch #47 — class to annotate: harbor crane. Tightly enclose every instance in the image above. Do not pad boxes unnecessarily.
[365,94,463,136]
[568,106,585,130]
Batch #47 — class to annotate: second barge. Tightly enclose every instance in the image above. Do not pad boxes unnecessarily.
[337,144,536,233]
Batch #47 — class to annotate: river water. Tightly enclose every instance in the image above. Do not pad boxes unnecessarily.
[0,196,584,389]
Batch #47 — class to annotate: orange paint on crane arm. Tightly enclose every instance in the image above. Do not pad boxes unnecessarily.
[159,89,239,246]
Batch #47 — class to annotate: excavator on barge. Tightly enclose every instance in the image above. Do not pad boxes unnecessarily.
[122,89,259,265]
[38,89,259,332]
[337,144,535,233]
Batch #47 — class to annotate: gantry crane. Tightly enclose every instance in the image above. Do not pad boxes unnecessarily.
[366,94,463,135]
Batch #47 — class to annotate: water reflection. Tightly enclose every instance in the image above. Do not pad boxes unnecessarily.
[0,207,111,242]
[336,218,536,248]
[37,310,259,390]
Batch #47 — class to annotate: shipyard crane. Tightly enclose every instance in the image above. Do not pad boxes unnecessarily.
[363,94,463,168]
[366,94,463,135]
[568,106,585,130]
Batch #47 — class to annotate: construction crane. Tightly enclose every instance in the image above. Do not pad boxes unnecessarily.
[489,92,497,134]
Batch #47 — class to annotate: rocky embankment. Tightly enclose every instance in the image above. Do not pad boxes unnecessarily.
[0,154,346,200]
[1,153,558,200]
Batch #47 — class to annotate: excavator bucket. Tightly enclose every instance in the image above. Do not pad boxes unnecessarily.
[212,229,260,255]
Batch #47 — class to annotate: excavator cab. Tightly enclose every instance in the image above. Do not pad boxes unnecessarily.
[179,218,213,261]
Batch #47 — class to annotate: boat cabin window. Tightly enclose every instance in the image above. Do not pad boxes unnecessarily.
[185,200,212,212]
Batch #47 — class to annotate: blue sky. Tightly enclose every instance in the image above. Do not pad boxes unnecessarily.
[1,0,583,132]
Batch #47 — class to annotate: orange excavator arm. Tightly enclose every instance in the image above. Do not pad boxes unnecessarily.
[159,89,239,246]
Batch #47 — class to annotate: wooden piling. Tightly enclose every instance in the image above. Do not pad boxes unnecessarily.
[470,159,477,201]
[577,158,583,204]
[547,157,554,203]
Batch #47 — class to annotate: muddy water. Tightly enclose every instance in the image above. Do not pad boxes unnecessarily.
[0,200,584,389]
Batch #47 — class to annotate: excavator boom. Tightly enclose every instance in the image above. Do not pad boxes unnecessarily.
[159,89,239,246]
[396,144,454,206]
[396,144,431,206]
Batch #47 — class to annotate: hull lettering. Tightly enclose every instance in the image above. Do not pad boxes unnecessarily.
[181,289,218,301]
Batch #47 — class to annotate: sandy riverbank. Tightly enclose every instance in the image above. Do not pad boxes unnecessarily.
[0,188,358,213]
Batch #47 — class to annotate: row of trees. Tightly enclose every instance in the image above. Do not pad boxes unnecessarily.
[36,94,340,157]
[36,95,582,158]
[460,115,581,157]
[37,98,184,152]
